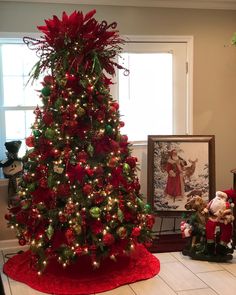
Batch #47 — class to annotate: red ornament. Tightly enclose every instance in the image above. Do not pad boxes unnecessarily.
[44,75,54,85]
[4,213,12,221]
[131,227,141,237]
[146,214,155,229]
[103,233,115,246]
[86,166,94,177]
[108,157,117,168]
[19,236,26,246]
[59,214,67,223]
[25,135,35,147]
[111,102,119,110]
[83,183,93,195]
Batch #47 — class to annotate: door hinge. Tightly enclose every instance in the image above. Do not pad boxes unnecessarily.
[186,62,188,74]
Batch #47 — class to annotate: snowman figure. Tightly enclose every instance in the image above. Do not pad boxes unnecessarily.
[0,141,23,205]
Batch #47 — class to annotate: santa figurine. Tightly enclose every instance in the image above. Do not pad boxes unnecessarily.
[204,191,234,256]
[0,141,23,205]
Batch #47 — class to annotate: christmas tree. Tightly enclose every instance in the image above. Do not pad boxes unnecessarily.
[5,10,154,273]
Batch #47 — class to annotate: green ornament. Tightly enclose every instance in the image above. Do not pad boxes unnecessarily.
[89,207,101,218]
[77,107,86,117]
[54,98,63,109]
[41,86,51,96]
[45,128,56,139]
[28,183,36,192]
[47,175,54,188]
[144,203,151,213]
[117,208,124,222]
[33,129,40,137]
[46,224,54,240]
[137,197,145,209]
[105,124,113,135]
[87,144,94,157]
[123,163,130,174]
[63,247,74,258]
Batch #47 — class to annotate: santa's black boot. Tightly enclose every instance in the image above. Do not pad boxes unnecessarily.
[206,242,215,256]
[216,243,228,256]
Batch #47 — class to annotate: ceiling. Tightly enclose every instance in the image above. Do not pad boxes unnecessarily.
[6,0,236,10]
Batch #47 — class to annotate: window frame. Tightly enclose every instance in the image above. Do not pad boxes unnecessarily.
[113,35,193,145]
[0,32,40,160]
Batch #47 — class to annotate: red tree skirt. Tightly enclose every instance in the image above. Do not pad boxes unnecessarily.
[3,244,160,295]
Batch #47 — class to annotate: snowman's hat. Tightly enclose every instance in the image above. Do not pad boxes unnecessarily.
[0,141,22,168]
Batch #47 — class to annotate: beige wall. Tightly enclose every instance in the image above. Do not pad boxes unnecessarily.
[1,1,236,191]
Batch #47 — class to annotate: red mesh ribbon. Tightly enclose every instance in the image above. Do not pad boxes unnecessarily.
[3,244,160,295]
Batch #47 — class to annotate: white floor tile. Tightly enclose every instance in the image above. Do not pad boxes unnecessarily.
[172,252,224,273]
[220,258,236,276]
[197,270,236,295]
[159,261,207,291]
[177,288,218,295]
[97,285,135,295]
[130,276,176,295]
[154,252,178,263]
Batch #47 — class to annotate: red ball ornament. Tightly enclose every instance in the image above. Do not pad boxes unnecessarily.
[119,121,125,128]
[51,148,61,158]
[19,236,26,246]
[109,106,117,113]
[108,157,117,168]
[111,102,119,110]
[131,227,141,237]
[103,233,115,246]
[86,166,94,177]
[44,75,54,85]
[25,135,35,147]
[120,134,128,142]
[146,214,155,229]
[83,183,93,195]
[59,214,66,223]
[4,213,12,221]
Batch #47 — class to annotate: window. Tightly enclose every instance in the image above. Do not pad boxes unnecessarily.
[0,38,41,159]
[115,36,193,142]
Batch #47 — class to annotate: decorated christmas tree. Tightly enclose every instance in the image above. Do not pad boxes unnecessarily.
[5,10,154,274]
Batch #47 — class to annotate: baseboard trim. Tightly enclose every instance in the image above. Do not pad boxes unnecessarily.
[0,239,19,250]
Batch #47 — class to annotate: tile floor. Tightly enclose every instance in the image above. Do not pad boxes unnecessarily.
[0,247,236,295]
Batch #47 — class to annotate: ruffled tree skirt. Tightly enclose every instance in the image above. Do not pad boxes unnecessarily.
[3,244,160,295]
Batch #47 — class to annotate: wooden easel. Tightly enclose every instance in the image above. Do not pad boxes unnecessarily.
[230,168,236,248]
[231,168,236,191]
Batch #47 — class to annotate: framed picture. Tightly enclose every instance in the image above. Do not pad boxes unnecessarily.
[147,135,215,216]
[147,135,215,252]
